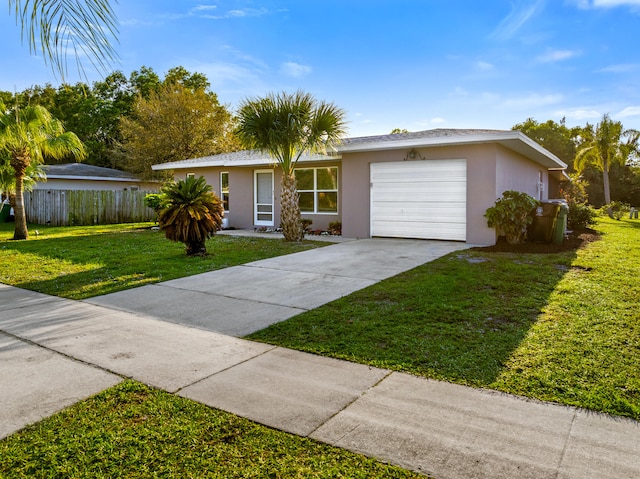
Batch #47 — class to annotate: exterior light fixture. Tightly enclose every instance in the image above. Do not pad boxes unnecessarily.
[404,149,425,161]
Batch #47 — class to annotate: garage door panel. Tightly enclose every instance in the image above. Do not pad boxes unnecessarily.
[370,159,466,241]
[372,222,467,241]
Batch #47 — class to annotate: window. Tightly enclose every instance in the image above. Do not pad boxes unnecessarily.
[294,167,338,214]
[220,172,229,212]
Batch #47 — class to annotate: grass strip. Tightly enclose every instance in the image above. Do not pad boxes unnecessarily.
[249,218,640,420]
[0,223,325,299]
[0,381,421,478]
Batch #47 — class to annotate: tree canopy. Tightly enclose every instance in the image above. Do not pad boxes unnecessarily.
[0,66,240,175]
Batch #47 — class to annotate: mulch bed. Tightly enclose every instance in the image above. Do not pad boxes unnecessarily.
[471,229,601,254]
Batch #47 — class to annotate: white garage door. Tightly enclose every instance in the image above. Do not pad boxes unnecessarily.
[370,159,467,241]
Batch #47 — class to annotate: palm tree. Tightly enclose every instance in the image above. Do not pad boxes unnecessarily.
[575,114,640,214]
[0,159,45,213]
[0,103,86,239]
[9,0,118,79]
[236,91,347,242]
[158,176,224,256]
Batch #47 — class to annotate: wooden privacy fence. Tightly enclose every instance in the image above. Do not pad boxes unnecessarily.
[24,189,157,226]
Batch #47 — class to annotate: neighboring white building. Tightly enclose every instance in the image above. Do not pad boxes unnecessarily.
[37,163,160,191]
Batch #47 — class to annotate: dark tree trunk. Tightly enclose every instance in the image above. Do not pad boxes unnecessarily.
[186,239,207,256]
[10,152,30,241]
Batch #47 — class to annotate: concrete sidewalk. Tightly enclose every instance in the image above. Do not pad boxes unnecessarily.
[2,285,639,478]
[1,236,640,478]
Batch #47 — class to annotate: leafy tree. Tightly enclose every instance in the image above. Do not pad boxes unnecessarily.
[236,90,347,242]
[8,0,118,79]
[512,118,580,169]
[0,104,85,239]
[163,66,210,92]
[120,82,240,178]
[129,66,162,99]
[575,114,640,214]
[158,176,224,256]
[390,128,409,134]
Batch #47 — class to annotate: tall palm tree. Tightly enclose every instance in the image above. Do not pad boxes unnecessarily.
[9,0,118,79]
[0,103,86,239]
[236,91,347,242]
[575,114,640,214]
[158,176,224,256]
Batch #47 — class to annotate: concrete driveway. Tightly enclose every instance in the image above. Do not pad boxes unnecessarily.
[86,238,470,336]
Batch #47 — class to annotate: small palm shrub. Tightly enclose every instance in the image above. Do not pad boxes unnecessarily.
[484,190,538,244]
[158,176,224,256]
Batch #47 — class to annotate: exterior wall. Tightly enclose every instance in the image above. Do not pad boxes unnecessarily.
[171,161,342,231]
[341,144,499,245]
[495,145,546,202]
[35,178,160,191]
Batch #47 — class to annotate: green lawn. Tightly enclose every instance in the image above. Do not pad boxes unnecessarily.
[0,222,326,299]
[249,217,640,420]
[0,381,420,479]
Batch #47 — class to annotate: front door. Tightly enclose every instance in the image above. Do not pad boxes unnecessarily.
[254,170,274,226]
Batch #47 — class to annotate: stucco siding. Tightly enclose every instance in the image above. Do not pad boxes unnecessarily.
[341,145,498,245]
[495,145,546,201]
[170,162,342,231]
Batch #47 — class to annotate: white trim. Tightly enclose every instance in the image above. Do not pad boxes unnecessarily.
[220,171,229,213]
[341,131,566,169]
[295,166,339,215]
[254,169,274,226]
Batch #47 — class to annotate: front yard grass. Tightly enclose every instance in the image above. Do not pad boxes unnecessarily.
[0,222,326,299]
[0,381,420,478]
[249,217,640,420]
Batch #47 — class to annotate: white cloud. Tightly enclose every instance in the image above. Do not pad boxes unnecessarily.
[491,0,546,40]
[571,0,640,8]
[616,106,640,117]
[598,63,640,73]
[430,117,447,124]
[192,5,217,12]
[536,49,579,63]
[555,108,601,120]
[280,61,312,78]
[476,61,494,71]
[502,93,564,108]
[201,7,268,19]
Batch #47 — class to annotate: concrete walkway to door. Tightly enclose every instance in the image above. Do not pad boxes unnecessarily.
[86,237,469,336]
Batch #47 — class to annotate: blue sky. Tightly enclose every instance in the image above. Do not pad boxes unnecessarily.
[2,0,640,137]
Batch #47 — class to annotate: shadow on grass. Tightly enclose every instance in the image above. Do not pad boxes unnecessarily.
[248,235,594,387]
[1,224,327,299]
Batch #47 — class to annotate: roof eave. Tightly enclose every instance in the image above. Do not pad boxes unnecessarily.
[337,131,567,170]
[152,154,341,171]
[45,175,152,182]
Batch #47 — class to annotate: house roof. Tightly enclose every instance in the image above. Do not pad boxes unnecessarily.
[339,129,567,169]
[151,128,567,171]
[152,150,336,171]
[43,163,154,182]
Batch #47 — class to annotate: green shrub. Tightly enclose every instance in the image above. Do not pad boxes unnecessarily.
[328,221,342,235]
[300,218,313,232]
[484,190,538,244]
[567,202,597,230]
[604,201,630,220]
